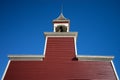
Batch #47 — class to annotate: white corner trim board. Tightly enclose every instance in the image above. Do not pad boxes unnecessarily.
[111,61,119,80]
[8,55,44,61]
[43,36,48,56]
[1,60,10,80]
[77,55,114,62]
[74,37,78,56]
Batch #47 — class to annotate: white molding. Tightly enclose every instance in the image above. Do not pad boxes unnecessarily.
[111,61,119,80]
[53,20,70,22]
[74,37,78,56]
[54,26,56,32]
[2,60,10,80]
[8,55,44,61]
[44,32,78,38]
[77,55,114,61]
[43,37,48,56]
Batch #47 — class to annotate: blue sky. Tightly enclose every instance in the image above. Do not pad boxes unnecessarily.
[0,0,120,79]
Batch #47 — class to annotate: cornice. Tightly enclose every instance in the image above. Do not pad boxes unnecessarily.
[76,55,114,62]
[8,55,44,61]
[44,32,78,38]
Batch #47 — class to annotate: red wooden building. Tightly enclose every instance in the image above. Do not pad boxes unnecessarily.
[2,13,119,80]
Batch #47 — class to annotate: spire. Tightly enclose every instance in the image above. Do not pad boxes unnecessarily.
[55,4,66,20]
[53,6,70,22]
[61,4,63,14]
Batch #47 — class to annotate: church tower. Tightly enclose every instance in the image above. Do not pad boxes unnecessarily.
[2,13,119,80]
[44,13,77,61]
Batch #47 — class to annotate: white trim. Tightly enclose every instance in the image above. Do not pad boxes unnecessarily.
[8,55,44,61]
[74,37,78,56]
[54,26,56,32]
[44,32,78,37]
[53,20,70,22]
[2,60,10,80]
[111,61,119,80]
[43,37,48,56]
[77,55,114,61]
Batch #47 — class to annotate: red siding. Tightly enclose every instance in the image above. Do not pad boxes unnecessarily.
[44,37,76,61]
[4,37,117,80]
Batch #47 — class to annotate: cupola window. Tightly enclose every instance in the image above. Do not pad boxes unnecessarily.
[56,25,67,32]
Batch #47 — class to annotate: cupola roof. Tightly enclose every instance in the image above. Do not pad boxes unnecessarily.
[53,13,69,22]
[56,13,67,20]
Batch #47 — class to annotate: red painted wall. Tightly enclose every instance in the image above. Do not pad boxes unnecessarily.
[44,37,76,61]
[4,37,117,80]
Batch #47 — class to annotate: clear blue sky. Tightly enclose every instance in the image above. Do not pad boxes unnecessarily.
[0,0,120,79]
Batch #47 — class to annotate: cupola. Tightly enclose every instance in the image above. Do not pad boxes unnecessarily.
[53,13,70,32]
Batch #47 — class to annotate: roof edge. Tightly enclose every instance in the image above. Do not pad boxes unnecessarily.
[8,55,44,61]
[44,32,78,38]
[76,55,114,62]
[53,19,70,22]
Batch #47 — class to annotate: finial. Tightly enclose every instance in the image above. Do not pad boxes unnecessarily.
[61,4,63,14]
[53,3,69,21]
